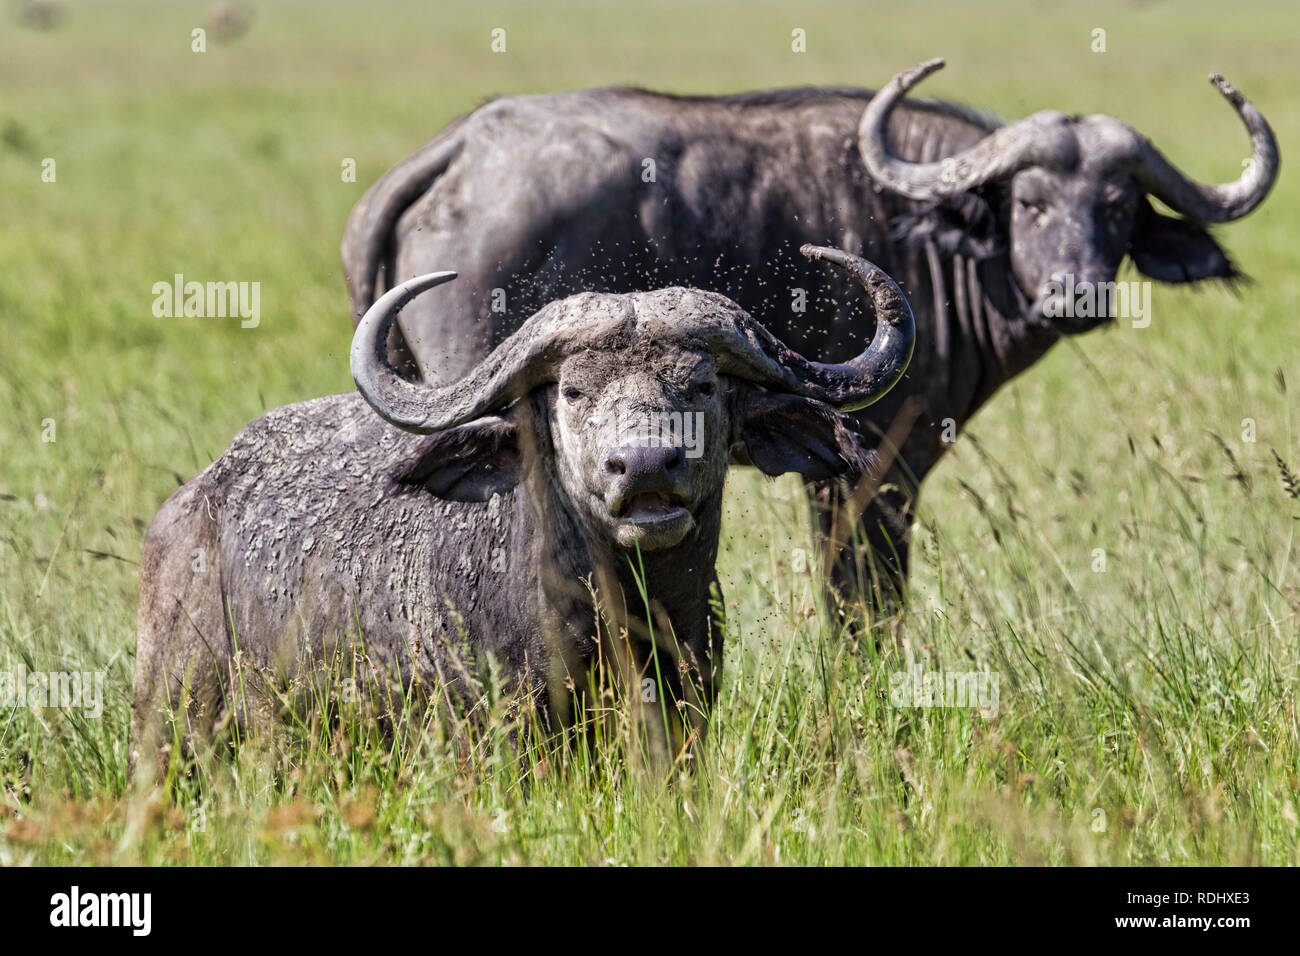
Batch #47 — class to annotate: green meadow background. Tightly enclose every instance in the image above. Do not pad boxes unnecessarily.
[1,0,1297,864]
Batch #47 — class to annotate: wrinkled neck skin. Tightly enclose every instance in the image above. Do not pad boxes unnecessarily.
[930,240,1061,404]
[855,221,1056,492]
[880,107,1069,438]
[516,393,724,728]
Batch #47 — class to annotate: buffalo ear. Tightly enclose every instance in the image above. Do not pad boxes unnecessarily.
[396,415,523,502]
[738,391,872,480]
[1130,197,1240,283]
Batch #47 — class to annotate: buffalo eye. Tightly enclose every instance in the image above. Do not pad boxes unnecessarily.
[694,381,716,399]
[562,386,584,404]
[1016,198,1046,218]
[1102,199,1132,229]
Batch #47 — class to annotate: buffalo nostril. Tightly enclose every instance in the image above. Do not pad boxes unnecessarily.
[608,443,684,487]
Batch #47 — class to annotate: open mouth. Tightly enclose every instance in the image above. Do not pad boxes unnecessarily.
[615,491,688,524]
[610,491,694,550]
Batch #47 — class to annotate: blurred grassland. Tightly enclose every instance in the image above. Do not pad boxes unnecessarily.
[0,0,1297,864]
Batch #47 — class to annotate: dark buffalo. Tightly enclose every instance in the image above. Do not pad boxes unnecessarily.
[341,60,1278,613]
[131,246,914,769]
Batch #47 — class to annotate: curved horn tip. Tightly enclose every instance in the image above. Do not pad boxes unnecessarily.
[799,244,907,324]
[1208,72,1246,107]
[350,269,460,433]
[799,242,855,268]
[800,241,877,273]
[398,270,458,293]
[900,57,946,86]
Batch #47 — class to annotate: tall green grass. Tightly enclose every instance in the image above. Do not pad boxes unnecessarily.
[1,0,1297,864]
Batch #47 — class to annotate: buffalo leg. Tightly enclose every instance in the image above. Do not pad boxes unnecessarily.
[810,475,916,623]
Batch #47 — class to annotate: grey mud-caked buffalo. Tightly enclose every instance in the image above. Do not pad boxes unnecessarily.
[131,246,915,768]
[341,59,1279,612]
